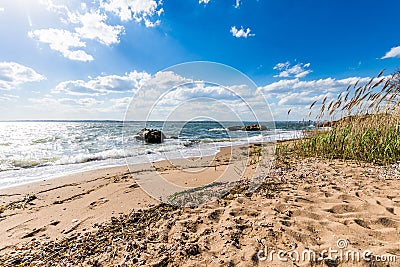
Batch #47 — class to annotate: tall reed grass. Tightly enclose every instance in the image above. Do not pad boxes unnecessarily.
[292,69,400,165]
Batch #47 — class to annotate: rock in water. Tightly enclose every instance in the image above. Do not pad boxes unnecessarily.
[137,128,166,144]
[227,126,243,131]
[227,124,268,131]
[244,124,268,131]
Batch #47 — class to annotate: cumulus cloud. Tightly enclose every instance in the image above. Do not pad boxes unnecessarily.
[28,28,94,62]
[234,0,240,8]
[0,62,46,90]
[199,0,211,4]
[109,96,132,110]
[156,83,240,107]
[277,91,333,106]
[257,76,382,118]
[24,68,271,121]
[230,26,255,38]
[273,61,312,78]
[100,0,163,27]
[33,0,151,61]
[71,11,124,46]
[256,75,385,119]
[39,0,69,15]
[123,70,271,121]
[52,71,151,95]
[381,46,400,59]
[258,76,370,95]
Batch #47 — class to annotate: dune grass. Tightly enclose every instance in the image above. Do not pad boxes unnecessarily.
[289,69,400,165]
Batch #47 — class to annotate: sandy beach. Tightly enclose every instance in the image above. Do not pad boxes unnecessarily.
[0,144,264,253]
[0,143,399,266]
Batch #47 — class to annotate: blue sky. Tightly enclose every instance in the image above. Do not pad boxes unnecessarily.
[0,0,399,121]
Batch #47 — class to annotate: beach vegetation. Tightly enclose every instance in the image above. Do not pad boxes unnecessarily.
[288,69,400,165]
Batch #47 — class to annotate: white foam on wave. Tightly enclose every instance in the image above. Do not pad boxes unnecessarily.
[0,129,303,189]
[206,128,226,132]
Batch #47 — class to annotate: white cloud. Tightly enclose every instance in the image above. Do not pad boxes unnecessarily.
[381,46,400,59]
[28,28,94,62]
[0,62,46,90]
[34,0,164,61]
[34,1,126,61]
[72,11,124,46]
[39,0,69,15]
[100,0,163,27]
[28,96,106,116]
[157,83,240,107]
[20,69,272,121]
[257,75,384,117]
[258,76,370,95]
[52,70,151,95]
[123,71,271,122]
[230,26,255,38]
[30,97,103,107]
[273,61,290,70]
[109,96,132,110]
[0,94,19,101]
[77,96,131,113]
[45,4,125,46]
[143,71,191,91]
[234,0,240,8]
[257,76,383,119]
[0,7,4,12]
[277,91,333,106]
[60,97,104,107]
[273,61,312,78]
[199,0,211,4]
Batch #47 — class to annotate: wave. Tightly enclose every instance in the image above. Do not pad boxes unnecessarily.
[31,137,60,144]
[0,142,187,171]
[55,149,127,165]
[205,128,226,132]
[0,131,303,172]
[55,143,186,165]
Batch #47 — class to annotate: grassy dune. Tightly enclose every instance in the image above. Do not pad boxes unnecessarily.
[289,69,400,165]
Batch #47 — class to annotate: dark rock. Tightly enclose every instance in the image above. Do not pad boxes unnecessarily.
[136,128,166,144]
[227,124,268,131]
[227,126,243,131]
[244,124,267,131]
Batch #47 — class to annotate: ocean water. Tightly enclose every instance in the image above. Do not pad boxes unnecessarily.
[0,121,309,189]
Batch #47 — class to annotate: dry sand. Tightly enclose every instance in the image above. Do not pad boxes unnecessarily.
[0,144,399,266]
[0,144,264,254]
